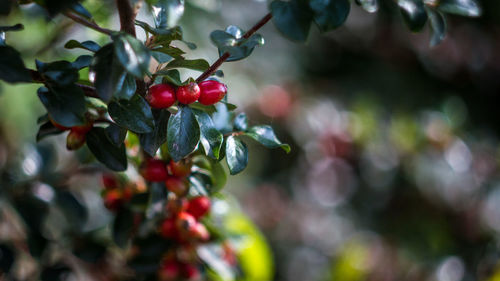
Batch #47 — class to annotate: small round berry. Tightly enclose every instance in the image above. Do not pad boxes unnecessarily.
[176,212,196,232]
[158,260,180,281]
[176,82,200,105]
[101,173,118,190]
[71,122,93,134]
[141,159,168,182]
[147,84,176,109]
[182,264,201,280]
[187,222,210,241]
[165,177,189,197]
[104,190,123,211]
[66,129,86,150]
[168,159,192,178]
[160,218,179,239]
[166,197,188,215]
[198,80,227,105]
[186,196,211,219]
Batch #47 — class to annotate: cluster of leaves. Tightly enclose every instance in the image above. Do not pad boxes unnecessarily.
[269,0,481,45]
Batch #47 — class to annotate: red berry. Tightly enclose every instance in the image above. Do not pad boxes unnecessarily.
[72,122,93,134]
[166,198,188,215]
[176,82,200,105]
[66,129,86,150]
[176,212,196,232]
[158,260,180,281]
[141,159,168,182]
[147,84,176,109]
[187,222,210,241]
[101,173,118,190]
[198,80,227,105]
[104,190,123,211]
[165,177,189,197]
[160,217,179,239]
[168,159,192,178]
[182,264,201,280]
[187,196,211,219]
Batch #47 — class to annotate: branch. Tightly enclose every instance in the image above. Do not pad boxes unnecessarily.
[64,12,113,35]
[196,12,273,83]
[115,0,137,37]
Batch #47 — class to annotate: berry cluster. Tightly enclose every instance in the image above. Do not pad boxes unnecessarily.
[147,80,228,108]
[101,173,135,212]
[50,117,93,150]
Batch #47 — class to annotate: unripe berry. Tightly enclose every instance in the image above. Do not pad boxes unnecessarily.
[104,189,123,211]
[187,196,211,219]
[160,217,179,239]
[165,176,189,197]
[49,117,70,131]
[140,159,168,182]
[147,84,176,109]
[187,222,210,241]
[176,212,196,232]
[72,122,93,134]
[176,82,200,105]
[158,260,180,281]
[168,159,192,178]
[198,80,227,105]
[66,129,86,150]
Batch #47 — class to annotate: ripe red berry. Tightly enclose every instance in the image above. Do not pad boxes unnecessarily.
[187,222,210,241]
[176,82,200,105]
[66,129,86,150]
[158,260,180,281]
[182,264,201,280]
[187,196,211,219]
[72,122,93,134]
[176,212,196,232]
[147,84,176,109]
[165,177,189,197]
[103,190,123,211]
[101,173,118,190]
[160,217,179,239]
[141,159,168,182]
[198,80,227,105]
[168,159,192,178]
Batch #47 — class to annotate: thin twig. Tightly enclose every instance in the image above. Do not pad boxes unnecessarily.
[64,12,113,35]
[196,12,273,83]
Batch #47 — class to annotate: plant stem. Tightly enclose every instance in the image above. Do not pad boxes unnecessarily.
[64,12,113,35]
[196,12,273,83]
[115,0,137,37]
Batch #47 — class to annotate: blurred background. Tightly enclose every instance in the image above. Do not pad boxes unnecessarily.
[2,0,500,280]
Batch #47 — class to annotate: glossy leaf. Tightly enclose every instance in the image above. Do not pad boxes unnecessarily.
[210,26,265,62]
[139,109,170,156]
[156,69,183,86]
[192,109,224,159]
[36,60,79,86]
[151,51,173,63]
[270,0,313,42]
[72,55,92,70]
[90,44,126,102]
[0,45,32,83]
[167,106,200,161]
[108,95,155,134]
[309,0,350,32]
[165,58,210,72]
[37,86,86,127]
[71,3,93,19]
[64,40,100,52]
[438,0,481,17]
[151,46,185,59]
[112,33,151,78]
[105,123,127,147]
[398,0,428,32]
[86,127,128,171]
[245,125,291,153]
[210,160,227,192]
[225,136,248,175]
[36,121,63,142]
[427,8,446,47]
[233,112,248,131]
[355,0,378,13]
[152,0,185,29]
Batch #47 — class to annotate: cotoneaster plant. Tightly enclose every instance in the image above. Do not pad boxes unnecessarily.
[0,0,481,280]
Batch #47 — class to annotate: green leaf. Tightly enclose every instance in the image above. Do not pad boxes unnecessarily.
[90,44,127,102]
[210,26,265,62]
[354,0,378,13]
[151,46,185,59]
[72,55,92,70]
[115,73,137,100]
[113,208,134,248]
[167,106,200,161]
[36,121,64,142]
[64,40,100,52]
[233,112,248,131]
[0,45,32,83]
[135,21,183,45]
[112,33,151,78]
[225,136,248,175]
[0,23,24,32]
[105,123,127,147]
[152,0,185,29]
[192,109,223,159]
[245,125,291,153]
[309,0,350,32]
[165,58,210,72]
[43,0,79,16]
[139,109,170,156]
[86,127,128,171]
[151,51,174,64]
[108,95,155,134]
[71,3,92,19]
[37,86,86,127]
[427,8,446,47]
[437,0,481,17]
[270,0,313,42]
[36,60,79,86]
[155,68,183,86]
[398,0,428,32]
[209,160,226,193]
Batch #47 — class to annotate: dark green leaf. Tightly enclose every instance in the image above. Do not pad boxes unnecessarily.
[427,8,446,46]
[44,0,79,16]
[36,121,64,142]
[155,68,183,86]
[64,40,100,52]
[152,0,185,29]
[398,0,428,32]
[113,208,134,248]
[36,60,79,86]
[192,109,223,159]
[209,160,226,192]
[112,33,151,78]
[56,191,87,231]
[165,58,210,72]
[71,3,92,19]
[86,127,128,171]
[233,112,248,131]
[115,73,137,100]
[355,0,378,13]
[37,86,86,127]
[310,0,350,32]
[245,125,291,153]
[0,24,24,32]
[105,123,127,147]
[225,136,248,175]
[72,55,92,70]
[167,106,200,161]
[270,0,313,42]
[139,109,170,156]
[135,21,183,44]
[151,51,174,63]
[151,46,185,59]
[0,45,32,83]
[90,44,126,102]
[437,0,481,17]
[210,26,265,62]
[108,95,155,134]
[189,102,217,114]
